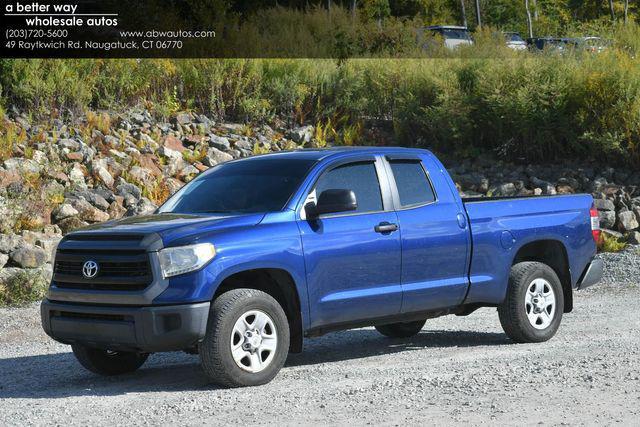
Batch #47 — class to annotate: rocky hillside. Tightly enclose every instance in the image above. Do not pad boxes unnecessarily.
[1,109,639,304]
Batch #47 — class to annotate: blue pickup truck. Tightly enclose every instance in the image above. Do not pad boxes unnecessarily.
[41,147,603,387]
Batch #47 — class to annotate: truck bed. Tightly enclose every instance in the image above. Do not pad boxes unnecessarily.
[461,193,596,306]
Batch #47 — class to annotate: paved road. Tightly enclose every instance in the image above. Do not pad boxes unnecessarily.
[1,265,639,425]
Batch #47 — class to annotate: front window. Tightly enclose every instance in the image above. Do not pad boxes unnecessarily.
[506,33,524,42]
[314,161,383,214]
[441,29,471,40]
[158,157,316,215]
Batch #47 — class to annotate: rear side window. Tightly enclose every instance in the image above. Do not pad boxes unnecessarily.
[315,162,382,214]
[389,160,435,207]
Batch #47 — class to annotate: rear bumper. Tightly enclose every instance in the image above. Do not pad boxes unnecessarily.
[577,258,604,290]
[41,300,210,353]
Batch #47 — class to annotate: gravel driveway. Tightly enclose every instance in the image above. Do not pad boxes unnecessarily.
[1,248,639,426]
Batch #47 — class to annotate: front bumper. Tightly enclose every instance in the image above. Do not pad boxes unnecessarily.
[41,300,210,352]
[577,258,604,290]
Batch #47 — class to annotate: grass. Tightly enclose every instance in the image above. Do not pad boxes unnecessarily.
[0,122,26,161]
[1,25,640,166]
[142,177,172,206]
[0,270,48,307]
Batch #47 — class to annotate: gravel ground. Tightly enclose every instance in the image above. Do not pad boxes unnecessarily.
[1,249,639,426]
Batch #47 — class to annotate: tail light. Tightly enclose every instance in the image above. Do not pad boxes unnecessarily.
[590,204,601,242]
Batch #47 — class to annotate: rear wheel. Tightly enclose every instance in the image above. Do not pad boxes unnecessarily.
[71,344,148,376]
[375,319,426,338]
[498,262,564,343]
[199,289,290,387]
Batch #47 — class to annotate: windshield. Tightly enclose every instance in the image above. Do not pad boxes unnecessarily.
[158,157,316,215]
[440,29,471,40]
[506,33,524,42]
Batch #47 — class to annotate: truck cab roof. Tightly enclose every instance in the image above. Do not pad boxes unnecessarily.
[246,146,432,162]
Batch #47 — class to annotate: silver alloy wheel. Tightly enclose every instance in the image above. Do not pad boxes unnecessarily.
[525,278,556,330]
[230,310,278,373]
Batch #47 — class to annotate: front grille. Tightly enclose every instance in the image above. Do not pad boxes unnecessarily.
[53,249,153,292]
[52,311,132,322]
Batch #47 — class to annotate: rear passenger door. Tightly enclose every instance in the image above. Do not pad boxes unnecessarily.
[298,157,402,329]
[384,155,470,313]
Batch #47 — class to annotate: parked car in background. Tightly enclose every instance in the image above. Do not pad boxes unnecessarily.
[503,32,527,50]
[425,25,473,49]
[527,37,570,53]
[574,36,610,53]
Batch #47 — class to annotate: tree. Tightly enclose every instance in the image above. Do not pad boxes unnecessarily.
[525,0,533,38]
[363,0,390,27]
[608,0,615,21]
[624,0,629,23]
[475,0,481,28]
[532,0,538,20]
[460,0,468,27]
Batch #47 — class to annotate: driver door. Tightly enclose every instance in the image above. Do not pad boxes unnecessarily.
[297,157,402,330]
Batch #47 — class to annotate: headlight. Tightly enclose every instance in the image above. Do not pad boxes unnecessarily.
[158,243,216,278]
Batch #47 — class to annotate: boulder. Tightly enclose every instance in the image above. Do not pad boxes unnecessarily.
[35,237,61,262]
[173,112,192,125]
[0,234,25,254]
[530,177,556,195]
[203,147,233,166]
[163,135,186,153]
[234,139,254,151]
[68,163,87,188]
[165,178,184,195]
[598,210,616,230]
[489,183,517,197]
[0,253,8,269]
[456,173,489,193]
[594,198,615,211]
[618,211,639,232]
[0,169,21,187]
[69,199,110,223]
[107,201,126,219]
[3,158,41,174]
[94,166,114,188]
[128,165,153,184]
[116,182,143,200]
[626,231,640,245]
[10,244,47,268]
[288,125,314,144]
[65,152,83,161]
[209,135,230,151]
[125,197,157,217]
[57,217,89,234]
[178,165,199,182]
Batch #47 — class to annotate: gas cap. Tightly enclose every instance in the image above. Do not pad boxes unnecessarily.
[500,230,516,250]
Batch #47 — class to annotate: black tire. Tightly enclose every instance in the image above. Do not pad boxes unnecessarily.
[71,344,148,376]
[199,289,290,388]
[498,261,564,343]
[375,319,426,338]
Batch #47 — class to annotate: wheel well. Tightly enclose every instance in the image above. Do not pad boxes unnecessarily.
[214,268,304,353]
[512,240,573,313]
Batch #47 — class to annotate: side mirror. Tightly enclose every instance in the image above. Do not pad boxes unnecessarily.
[307,189,357,218]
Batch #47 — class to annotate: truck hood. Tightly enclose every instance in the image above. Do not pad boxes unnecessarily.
[75,212,266,247]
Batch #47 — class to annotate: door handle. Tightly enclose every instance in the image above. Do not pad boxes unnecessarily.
[374,222,398,234]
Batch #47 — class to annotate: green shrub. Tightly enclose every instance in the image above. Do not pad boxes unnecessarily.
[598,233,627,253]
[0,270,48,306]
[2,26,640,166]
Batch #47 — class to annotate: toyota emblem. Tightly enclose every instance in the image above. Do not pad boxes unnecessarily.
[82,260,99,279]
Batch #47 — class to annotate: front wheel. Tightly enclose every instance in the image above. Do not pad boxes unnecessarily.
[498,261,564,343]
[199,289,290,387]
[71,344,148,376]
